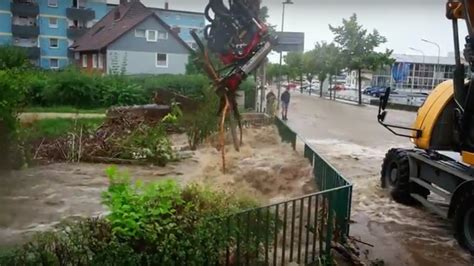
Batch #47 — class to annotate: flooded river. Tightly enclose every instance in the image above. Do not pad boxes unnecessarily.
[0,127,314,248]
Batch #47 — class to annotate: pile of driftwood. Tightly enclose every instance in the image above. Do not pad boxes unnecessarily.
[31,90,200,165]
[32,111,155,165]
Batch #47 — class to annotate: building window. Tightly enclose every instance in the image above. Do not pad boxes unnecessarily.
[48,0,58,7]
[156,53,168,67]
[82,54,87,67]
[92,54,98,68]
[158,30,168,40]
[146,30,157,42]
[49,17,58,28]
[49,38,59,48]
[135,29,146,38]
[50,58,59,69]
[98,54,104,69]
[74,52,80,60]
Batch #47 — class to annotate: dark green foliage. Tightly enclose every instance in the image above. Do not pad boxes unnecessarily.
[179,86,219,150]
[0,168,277,265]
[41,68,102,108]
[329,14,393,103]
[21,118,104,140]
[139,74,210,100]
[0,69,28,169]
[98,75,147,107]
[114,125,174,166]
[0,45,30,70]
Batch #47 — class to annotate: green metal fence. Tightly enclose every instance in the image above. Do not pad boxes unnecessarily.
[219,118,353,265]
[275,117,297,150]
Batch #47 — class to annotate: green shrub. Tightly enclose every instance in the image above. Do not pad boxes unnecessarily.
[40,69,100,107]
[179,86,219,150]
[0,69,28,169]
[0,168,275,265]
[114,124,174,166]
[21,118,104,141]
[0,45,30,70]
[139,74,210,99]
[99,75,147,107]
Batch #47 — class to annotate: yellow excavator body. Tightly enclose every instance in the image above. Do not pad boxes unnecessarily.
[412,80,454,149]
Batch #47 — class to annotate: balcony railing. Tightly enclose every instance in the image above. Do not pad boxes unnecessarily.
[11,24,39,38]
[11,1,39,17]
[67,28,88,40]
[66,8,95,21]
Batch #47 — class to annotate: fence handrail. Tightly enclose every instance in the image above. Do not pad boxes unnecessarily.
[230,184,353,217]
[275,117,353,187]
[302,137,352,186]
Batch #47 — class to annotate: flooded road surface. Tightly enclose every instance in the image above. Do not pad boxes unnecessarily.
[0,127,315,248]
[287,92,473,265]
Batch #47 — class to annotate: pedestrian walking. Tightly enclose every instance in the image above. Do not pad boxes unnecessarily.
[281,87,291,120]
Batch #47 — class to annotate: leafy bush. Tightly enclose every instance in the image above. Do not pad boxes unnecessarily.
[0,45,30,70]
[138,74,210,99]
[21,118,105,141]
[179,86,219,150]
[115,125,174,166]
[99,75,147,107]
[40,69,101,108]
[0,69,28,169]
[0,168,274,265]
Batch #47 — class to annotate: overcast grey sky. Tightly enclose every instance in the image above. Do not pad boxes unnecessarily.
[110,0,467,62]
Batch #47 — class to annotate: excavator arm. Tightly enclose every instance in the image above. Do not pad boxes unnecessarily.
[189,0,275,172]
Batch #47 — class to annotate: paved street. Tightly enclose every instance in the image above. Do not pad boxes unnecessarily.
[286,92,472,265]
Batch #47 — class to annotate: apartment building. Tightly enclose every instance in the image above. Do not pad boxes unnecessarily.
[0,0,107,69]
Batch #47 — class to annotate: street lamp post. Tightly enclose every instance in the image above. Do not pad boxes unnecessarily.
[421,39,441,89]
[409,47,425,92]
[277,0,293,110]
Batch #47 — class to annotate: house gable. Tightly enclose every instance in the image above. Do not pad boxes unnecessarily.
[108,16,190,55]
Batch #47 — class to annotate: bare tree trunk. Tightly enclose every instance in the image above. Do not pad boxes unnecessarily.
[358,68,362,105]
[260,63,267,112]
[300,72,303,94]
[329,74,333,100]
[319,78,325,98]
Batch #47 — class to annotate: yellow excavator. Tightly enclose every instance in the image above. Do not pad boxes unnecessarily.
[378,0,474,254]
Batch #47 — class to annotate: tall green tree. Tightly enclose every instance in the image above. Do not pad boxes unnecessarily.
[325,43,344,99]
[285,52,304,91]
[329,14,393,104]
[302,50,317,94]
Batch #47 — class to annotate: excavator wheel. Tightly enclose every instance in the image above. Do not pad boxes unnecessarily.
[453,190,474,254]
[381,148,429,205]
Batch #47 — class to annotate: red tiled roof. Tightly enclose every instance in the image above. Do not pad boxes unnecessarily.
[71,1,192,52]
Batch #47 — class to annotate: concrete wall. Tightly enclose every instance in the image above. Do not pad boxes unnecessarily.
[106,50,188,75]
[0,12,12,46]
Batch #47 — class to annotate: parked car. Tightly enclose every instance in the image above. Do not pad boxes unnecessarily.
[363,87,375,95]
[371,87,391,97]
[330,84,346,91]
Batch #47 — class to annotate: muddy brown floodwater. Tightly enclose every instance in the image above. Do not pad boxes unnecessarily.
[0,126,315,248]
[286,92,474,265]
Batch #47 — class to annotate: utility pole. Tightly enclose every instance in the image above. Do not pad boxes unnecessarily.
[277,0,293,110]
[422,39,441,89]
[409,47,425,93]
